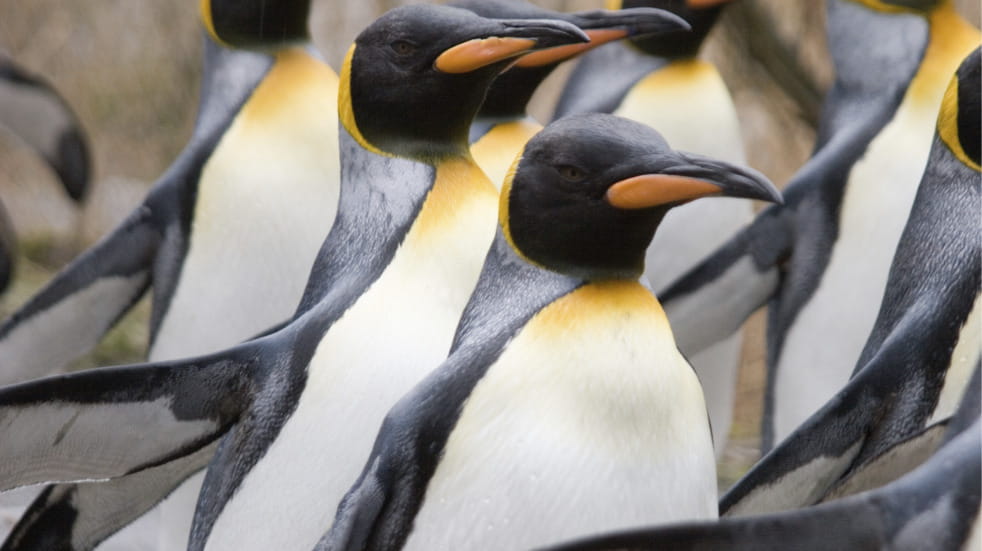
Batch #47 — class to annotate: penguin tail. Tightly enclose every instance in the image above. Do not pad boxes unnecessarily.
[660,204,792,357]
[548,414,980,551]
[0,341,259,495]
[0,205,161,386]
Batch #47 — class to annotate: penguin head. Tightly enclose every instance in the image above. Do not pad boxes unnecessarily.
[340,5,589,161]
[501,114,781,280]
[199,0,312,50]
[450,0,690,119]
[938,47,981,171]
[606,0,733,58]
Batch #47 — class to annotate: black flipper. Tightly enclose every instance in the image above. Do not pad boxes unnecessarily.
[0,205,161,385]
[0,53,91,202]
[1,443,215,551]
[659,203,792,356]
[0,343,257,492]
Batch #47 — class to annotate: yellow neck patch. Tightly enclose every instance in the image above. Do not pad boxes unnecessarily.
[532,280,671,337]
[471,119,543,191]
[846,0,929,15]
[938,73,982,171]
[236,48,338,126]
[903,2,980,107]
[406,156,497,242]
[605,0,623,10]
[199,0,230,47]
[498,152,543,269]
[338,44,388,157]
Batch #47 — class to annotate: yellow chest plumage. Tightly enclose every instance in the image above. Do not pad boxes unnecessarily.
[470,119,543,190]
[406,280,716,550]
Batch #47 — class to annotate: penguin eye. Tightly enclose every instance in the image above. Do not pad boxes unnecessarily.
[391,40,417,56]
[557,165,586,182]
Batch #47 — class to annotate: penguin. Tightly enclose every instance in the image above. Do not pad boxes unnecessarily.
[0,7,588,551]
[0,53,91,293]
[451,0,689,188]
[660,0,981,450]
[319,113,781,551]
[0,0,340,549]
[716,45,982,517]
[552,0,750,456]
[545,366,981,551]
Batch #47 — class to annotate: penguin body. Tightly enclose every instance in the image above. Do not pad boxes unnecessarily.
[553,0,747,455]
[718,46,981,516]
[0,53,90,293]
[322,114,781,551]
[546,371,981,551]
[661,0,981,450]
[1,1,341,548]
[0,8,589,551]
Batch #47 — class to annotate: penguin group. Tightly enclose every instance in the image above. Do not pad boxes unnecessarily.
[0,1,976,550]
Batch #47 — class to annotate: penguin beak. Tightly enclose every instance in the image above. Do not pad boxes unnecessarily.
[435,18,589,74]
[606,152,782,209]
[514,8,690,68]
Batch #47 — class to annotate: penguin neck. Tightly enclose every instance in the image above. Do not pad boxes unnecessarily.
[477,64,556,123]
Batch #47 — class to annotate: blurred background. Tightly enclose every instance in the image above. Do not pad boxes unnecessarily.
[0,0,978,484]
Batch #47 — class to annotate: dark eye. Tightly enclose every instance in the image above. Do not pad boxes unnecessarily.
[391,40,417,56]
[557,165,586,182]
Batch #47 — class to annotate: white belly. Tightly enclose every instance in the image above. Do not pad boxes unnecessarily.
[149,72,339,361]
[203,173,496,551]
[773,95,940,444]
[101,52,340,551]
[405,283,717,551]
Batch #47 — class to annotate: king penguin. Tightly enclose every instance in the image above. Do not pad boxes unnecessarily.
[660,0,981,451]
[0,53,91,293]
[321,113,781,551]
[547,366,981,551]
[552,0,749,456]
[718,45,982,517]
[0,1,340,549]
[452,0,689,188]
[0,6,587,551]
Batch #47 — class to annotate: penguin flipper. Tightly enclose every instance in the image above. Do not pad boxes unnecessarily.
[0,206,160,385]
[2,444,216,551]
[660,205,791,356]
[0,200,15,294]
[0,54,91,202]
[0,347,254,492]
[547,416,981,551]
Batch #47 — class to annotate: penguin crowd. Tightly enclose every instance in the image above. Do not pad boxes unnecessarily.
[0,0,977,550]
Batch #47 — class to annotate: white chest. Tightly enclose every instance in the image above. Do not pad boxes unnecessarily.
[151,54,339,362]
[405,284,717,551]
[773,92,943,443]
[203,173,497,551]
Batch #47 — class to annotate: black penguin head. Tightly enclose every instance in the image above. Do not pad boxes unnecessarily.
[340,5,588,160]
[502,114,781,280]
[200,0,312,49]
[938,47,981,170]
[450,0,689,119]
[608,0,732,58]
[845,0,942,14]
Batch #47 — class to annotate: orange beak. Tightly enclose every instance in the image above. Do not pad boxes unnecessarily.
[606,174,722,209]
